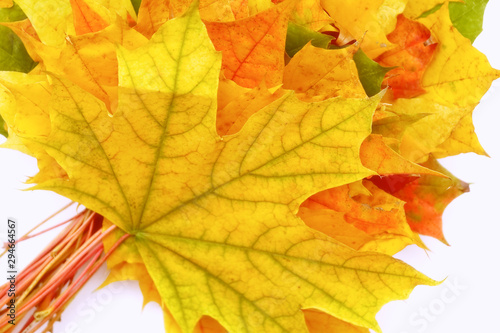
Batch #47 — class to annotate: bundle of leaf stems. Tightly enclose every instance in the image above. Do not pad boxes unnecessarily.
[0,204,128,333]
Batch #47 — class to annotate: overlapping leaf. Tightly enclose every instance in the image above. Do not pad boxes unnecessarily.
[283,43,366,100]
[321,0,406,57]
[304,309,369,333]
[0,2,36,73]
[0,0,497,332]
[371,156,469,244]
[392,4,499,163]
[205,0,293,88]
[0,4,440,333]
[376,14,437,99]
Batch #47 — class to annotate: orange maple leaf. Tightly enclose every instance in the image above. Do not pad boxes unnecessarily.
[376,14,437,99]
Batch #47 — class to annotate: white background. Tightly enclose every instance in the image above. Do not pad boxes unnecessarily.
[1,2,500,332]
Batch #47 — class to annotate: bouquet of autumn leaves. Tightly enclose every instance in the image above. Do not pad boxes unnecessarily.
[0,0,498,331]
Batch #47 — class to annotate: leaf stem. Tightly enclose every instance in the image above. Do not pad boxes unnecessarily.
[0,207,127,333]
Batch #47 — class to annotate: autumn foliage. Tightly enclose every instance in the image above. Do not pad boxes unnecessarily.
[0,0,497,332]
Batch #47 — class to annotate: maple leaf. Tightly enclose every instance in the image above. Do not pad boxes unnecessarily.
[284,23,334,58]
[58,20,147,111]
[14,0,75,47]
[0,3,36,137]
[321,0,406,57]
[70,0,110,35]
[134,0,171,38]
[405,0,489,43]
[0,72,70,184]
[391,4,500,163]
[205,0,293,88]
[375,14,437,99]
[449,0,489,42]
[298,134,442,254]
[2,4,439,332]
[299,180,423,254]
[283,43,366,100]
[1,0,498,332]
[0,2,36,73]
[353,48,394,97]
[371,156,469,244]
[13,0,135,50]
[216,81,285,136]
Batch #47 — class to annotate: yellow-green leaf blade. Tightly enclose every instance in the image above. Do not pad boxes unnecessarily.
[353,48,394,97]
[0,3,37,73]
[285,22,333,57]
[32,3,221,233]
[449,0,489,42]
[138,220,437,333]
[20,4,439,333]
[0,113,7,137]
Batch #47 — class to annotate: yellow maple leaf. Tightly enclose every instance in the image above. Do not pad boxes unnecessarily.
[432,109,488,159]
[321,0,406,57]
[216,82,285,135]
[394,4,500,163]
[15,0,75,46]
[59,20,147,111]
[2,5,439,333]
[360,134,443,176]
[0,72,68,183]
[283,43,366,101]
